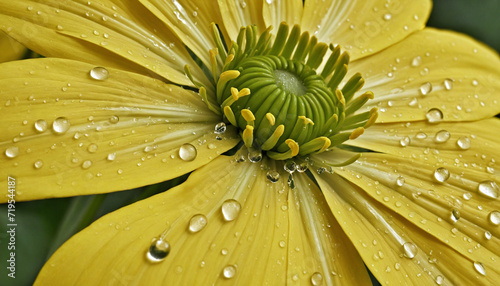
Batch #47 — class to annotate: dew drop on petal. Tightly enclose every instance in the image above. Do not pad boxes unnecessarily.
[419,82,432,95]
[434,130,450,143]
[34,119,48,132]
[109,115,119,124]
[82,160,92,169]
[416,132,427,139]
[284,160,296,173]
[146,237,170,263]
[463,192,472,200]
[484,231,492,240]
[5,146,19,158]
[89,67,109,80]
[443,78,454,90]
[403,242,418,259]
[410,56,421,67]
[382,13,392,21]
[214,122,226,134]
[434,167,450,183]
[478,181,499,199]
[450,209,460,223]
[107,153,116,161]
[456,136,471,150]
[52,117,70,134]
[473,261,486,276]
[188,214,207,233]
[223,264,237,279]
[221,199,241,221]
[310,272,323,285]
[435,275,444,285]
[248,147,262,163]
[87,143,98,153]
[488,211,500,225]
[266,170,280,183]
[34,160,43,169]
[296,162,308,173]
[396,176,405,187]
[399,136,411,147]
[426,108,443,124]
[179,143,197,161]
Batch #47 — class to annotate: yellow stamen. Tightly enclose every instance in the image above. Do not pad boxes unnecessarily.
[241,109,255,127]
[349,127,365,140]
[285,139,299,157]
[222,87,251,108]
[225,54,235,66]
[335,89,345,107]
[299,116,314,126]
[364,108,379,128]
[299,137,331,155]
[209,48,218,82]
[217,70,240,103]
[261,124,285,150]
[199,87,221,115]
[242,125,254,148]
[223,106,237,126]
[266,113,276,126]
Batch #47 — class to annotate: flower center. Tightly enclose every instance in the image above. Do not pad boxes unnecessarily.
[185,23,378,160]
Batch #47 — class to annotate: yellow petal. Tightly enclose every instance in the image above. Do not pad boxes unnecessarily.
[315,172,500,285]
[349,118,500,174]
[0,0,208,86]
[137,0,227,69]
[302,0,432,61]
[0,58,239,202]
[217,0,266,40]
[349,28,500,123]
[0,31,26,62]
[262,0,303,34]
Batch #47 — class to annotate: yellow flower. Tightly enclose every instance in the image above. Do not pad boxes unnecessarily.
[1,0,500,285]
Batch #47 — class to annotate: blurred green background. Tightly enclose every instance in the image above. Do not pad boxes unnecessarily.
[1,0,499,285]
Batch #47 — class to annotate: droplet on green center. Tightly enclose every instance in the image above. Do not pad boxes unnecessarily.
[273,69,307,96]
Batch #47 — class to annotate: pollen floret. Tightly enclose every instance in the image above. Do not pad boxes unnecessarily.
[185,22,377,160]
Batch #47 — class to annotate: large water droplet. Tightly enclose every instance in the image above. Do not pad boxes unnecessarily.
[473,261,486,276]
[33,160,43,169]
[52,117,71,134]
[478,181,499,199]
[222,264,237,279]
[435,275,444,285]
[188,214,207,233]
[266,170,280,183]
[411,56,422,67]
[89,67,109,80]
[146,237,170,263]
[426,108,443,124]
[296,162,308,173]
[488,211,500,225]
[434,130,450,143]
[419,82,432,95]
[5,146,19,158]
[179,143,197,161]
[214,122,226,134]
[456,136,471,150]
[450,209,460,223]
[284,160,296,173]
[310,272,323,285]
[248,147,262,163]
[34,119,48,132]
[443,78,454,90]
[221,199,241,221]
[403,242,418,259]
[434,167,450,183]
[399,136,411,147]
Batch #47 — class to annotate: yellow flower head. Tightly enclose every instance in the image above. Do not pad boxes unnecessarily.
[1,0,500,285]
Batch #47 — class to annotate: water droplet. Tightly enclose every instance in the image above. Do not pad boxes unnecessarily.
[239,0,247,9]
[248,147,262,163]
[296,162,308,173]
[383,13,392,21]
[434,167,450,183]
[5,146,19,158]
[488,211,500,225]
[179,143,197,161]
[403,242,418,259]
[214,122,226,134]
[188,214,207,233]
[221,199,241,221]
[87,143,98,153]
[310,272,323,285]
[82,160,92,169]
[426,108,443,124]
[109,115,119,124]
[266,170,280,183]
[107,153,116,161]
[223,264,237,279]
[146,237,170,263]
[463,192,472,200]
[434,130,450,143]
[284,160,296,173]
[478,181,499,199]
[34,160,43,169]
[396,176,405,187]
[411,56,422,67]
[443,78,454,90]
[473,261,486,276]
[419,82,432,95]
[450,209,460,223]
[416,132,427,139]
[435,275,444,285]
[52,117,70,134]
[484,231,492,240]
[456,136,471,150]
[89,67,109,80]
[34,119,48,132]
[399,136,411,147]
